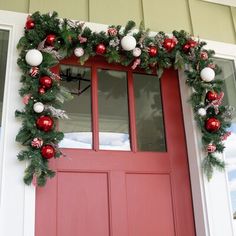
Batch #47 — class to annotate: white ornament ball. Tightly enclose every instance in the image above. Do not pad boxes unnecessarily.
[132,47,141,57]
[33,102,44,113]
[25,49,43,66]
[198,108,207,116]
[74,47,84,57]
[200,67,215,82]
[121,35,136,51]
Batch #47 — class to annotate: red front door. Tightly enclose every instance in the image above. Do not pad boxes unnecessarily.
[35,58,195,236]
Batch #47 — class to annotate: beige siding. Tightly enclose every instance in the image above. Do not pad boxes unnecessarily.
[188,0,236,43]
[0,0,236,44]
[0,0,29,13]
[89,0,143,26]
[29,0,88,21]
[143,0,193,34]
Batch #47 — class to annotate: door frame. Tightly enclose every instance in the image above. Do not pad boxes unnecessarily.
[0,10,235,236]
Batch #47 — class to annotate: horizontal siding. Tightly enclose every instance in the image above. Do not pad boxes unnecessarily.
[0,0,235,44]
[189,0,236,43]
[29,0,88,21]
[89,0,143,26]
[0,0,29,13]
[143,0,193,34]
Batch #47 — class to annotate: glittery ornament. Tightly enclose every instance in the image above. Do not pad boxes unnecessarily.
[198,108,207,116]
[132,47,142,57]
[74,47,84,57]
[206,143,216,153]
[108,28,117,36]
[200,51,208,60]
[31,137,43,148]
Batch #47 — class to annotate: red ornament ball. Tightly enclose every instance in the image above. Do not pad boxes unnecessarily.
[206,143,216,153]
[39,76,53,89]
[41,145,55,159]
[45,34,56,46]
[36,116,54,132]
[38,87,45,95]
[205,117,221,133]
[163,38,176,52]
[188,39,197,48]
[96,44,106,54]
[206,91,218,101]
[182,39,197,53]
[148,46,158,57]
[25,19,35,30]
[182,43,191,53]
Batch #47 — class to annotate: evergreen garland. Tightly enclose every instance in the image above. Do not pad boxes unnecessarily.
[16,11,233,186]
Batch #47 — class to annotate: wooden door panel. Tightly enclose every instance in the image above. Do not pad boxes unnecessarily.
[57,172,110,236]
[126,173,175,236]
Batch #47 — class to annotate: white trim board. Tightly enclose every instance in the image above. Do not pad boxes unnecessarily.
[0,10,35,236]
[202,0,236,7]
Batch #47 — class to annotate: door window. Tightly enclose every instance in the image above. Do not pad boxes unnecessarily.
[59,62,166,153]
[59,65,92,149]
[97,69,130,150]
[133,73,166,152]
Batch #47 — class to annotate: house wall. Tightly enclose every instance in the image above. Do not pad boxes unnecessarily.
[0,0,236,44]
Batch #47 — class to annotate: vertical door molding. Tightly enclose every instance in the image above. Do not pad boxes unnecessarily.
[0,10,36,236]
[179,39,236,236]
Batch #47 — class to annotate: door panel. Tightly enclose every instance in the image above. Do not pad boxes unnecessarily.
[35,59,195,236]
[57,172,110,236]
[126,173,174,236]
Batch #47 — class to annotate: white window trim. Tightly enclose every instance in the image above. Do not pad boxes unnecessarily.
[202,0,236,7]
[0,10,236,236]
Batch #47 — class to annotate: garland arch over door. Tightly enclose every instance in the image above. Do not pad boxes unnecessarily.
[35,56,195,236]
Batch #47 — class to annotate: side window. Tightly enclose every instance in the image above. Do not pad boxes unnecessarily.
[214,58,236,222]
[0,30,9,138]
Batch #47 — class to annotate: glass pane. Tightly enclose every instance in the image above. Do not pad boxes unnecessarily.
[98,69,130,150]
[59,65,92,149]
[214,58,236,222]
[133,73,166,152]
[0,30,9,137]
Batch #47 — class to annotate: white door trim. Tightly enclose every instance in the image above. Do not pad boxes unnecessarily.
[0,10,36,236]
[0,10,235,236]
